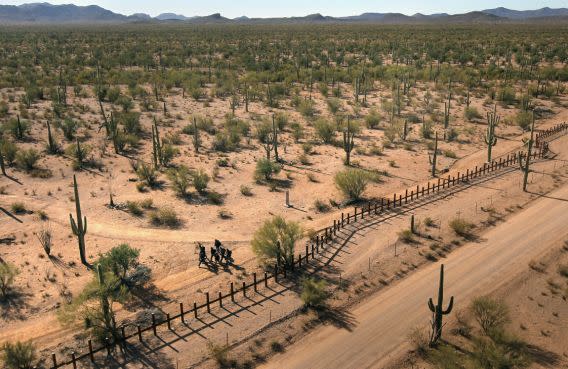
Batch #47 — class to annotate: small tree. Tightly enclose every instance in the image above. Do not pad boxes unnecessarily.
[470,296,510,336]
[301,277,328,308]
[2,341,36,369]
[334,168,370,200]
[251,216,302,268]
[0,262,19,298]
[314,118,336,144]
[136,162,158,188]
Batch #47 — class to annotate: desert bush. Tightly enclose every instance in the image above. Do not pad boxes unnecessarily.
[334,168,370,200]
[212,132,233,152]
[515,111,532,131]
[4,117,29,140]
[464,107,482,121]
[192,168,210,193]
[254,158,281,181]
[15,148,39,171]
[314,199,330,212]
[207,341,231,367]
[365,109,381,129]
[126,201,143,216]
[96,244,149,287]
[251,216,302,267]
[290,121,304,142]
[0,140,18,165]
[61,118,78,141]
[398,229,415,244]
[470,296,510,336]
[0,262,19,298]
[149,207,180,228]
[2,341,36,369]
[407,326,429,356]
[10,202,26,214]
[136,162,158,187]
[301,277,328,308]
[240,185,253,196]
[314,118,335,144]
[327,98,342,114]
[298,99,316,117]
[160,144,178,166]
[167,165,191,196]
[558,264,568,279]
[449,218,475,239]
[421,121,433,139]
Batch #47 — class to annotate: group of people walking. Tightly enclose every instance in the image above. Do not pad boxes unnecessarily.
[198,239,232,267]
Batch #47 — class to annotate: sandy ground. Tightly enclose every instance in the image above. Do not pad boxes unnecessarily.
[1,80,568,368]
[259,182,568,369]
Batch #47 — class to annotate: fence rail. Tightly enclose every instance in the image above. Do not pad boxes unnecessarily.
[46,122,568,369]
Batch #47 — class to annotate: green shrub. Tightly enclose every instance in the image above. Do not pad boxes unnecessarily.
[365,109,381,129]
[240,185,253,196]
[192,169,210,193]
[96,244,148,287]
[0,262,19,298]
[2,341,35,369]
[449,218,475,239]
[398,229,415,244]
[167,165,191,196]
[314,199,330,213]
[470,296,510,336]
[298,99,316,117]
[149,207,180,228]
[327,98,342,114]
[301,277,328,308]
[515,111,532,131]
[251,216,302,267]
[15,148,39,171]
[10,202,26,214]
[464,107,482,121]
[334,168,370,200]
[0,140,18,165]
[314,118,335,144]
[136,162,158,188]
[254,158,281,181]
[126,201,143,216]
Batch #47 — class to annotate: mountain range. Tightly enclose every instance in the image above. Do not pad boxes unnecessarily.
[0,3,567,24]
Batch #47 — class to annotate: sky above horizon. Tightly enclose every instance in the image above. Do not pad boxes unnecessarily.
[0,1,566,18]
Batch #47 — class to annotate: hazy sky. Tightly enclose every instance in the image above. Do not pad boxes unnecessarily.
[0,0,566,18]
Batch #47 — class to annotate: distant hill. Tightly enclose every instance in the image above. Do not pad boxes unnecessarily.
[482,7,568,19]
[0,3,568,24]
[156,13,190,21]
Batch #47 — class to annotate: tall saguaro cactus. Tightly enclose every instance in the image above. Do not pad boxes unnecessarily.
[518,112,535,192]
[69,175,88,266]
[428,132,439,177]
[443,80,452,129]
[0,145,6,176]
[151,117,162,169]
[272,114,279,162]
[485,105,499,162]
[192,117,200,153]
[46,120,58,154]
[428,264,454,346]
[343,116,355,166]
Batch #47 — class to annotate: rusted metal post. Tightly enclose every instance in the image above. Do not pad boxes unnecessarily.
[180,303,185,323]
[88,340,94,362]
[166,313,171,330]
[219,291,223,307]
[242,281,247,297]
[137,325,142,342]
[71,352,77,369]
[194,302,198,318]
[152,313,157,335]
[253,273,258,292]
[206,292,211,313]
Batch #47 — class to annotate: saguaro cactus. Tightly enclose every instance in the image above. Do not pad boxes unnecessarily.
[518,112,535,192]
[192,117,200,153]
[69,175,88,266]
[485,105,499,162]
[428,132,439,177]
[46,120,58,154]
[343,116,355,166]
[443,80,452,129]
[272,115,280,162]
[428,264,454,346]
[0,145,6,176]
[151,117,162,168]
[410,214,416,234]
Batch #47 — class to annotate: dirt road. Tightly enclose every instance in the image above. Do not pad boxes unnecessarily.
[261,183,568,369]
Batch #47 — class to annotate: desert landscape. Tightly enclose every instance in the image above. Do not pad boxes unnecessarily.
[1,3,568,368]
